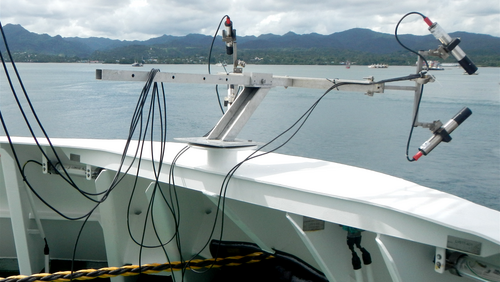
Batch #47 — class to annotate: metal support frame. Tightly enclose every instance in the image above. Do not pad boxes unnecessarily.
[96,56,440,147]
[96,69,388,147]
[0,148,44,274]
[412,50,444,131]
[206,87,270,142]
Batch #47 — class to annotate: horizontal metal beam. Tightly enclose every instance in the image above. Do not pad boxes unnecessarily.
[385,85,417,91]
[272,76,384,93]
[96,69,252,85]
[96,69,384,94]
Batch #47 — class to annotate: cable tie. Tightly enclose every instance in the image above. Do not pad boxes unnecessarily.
[326,78,340,90]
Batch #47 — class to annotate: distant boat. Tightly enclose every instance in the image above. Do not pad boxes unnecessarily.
[346,61,351,69]
[368,64,388,68]
[132,62,143,67]
[424,61,444,71]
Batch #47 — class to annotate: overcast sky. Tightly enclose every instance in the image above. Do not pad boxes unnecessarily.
[1,0,499,40]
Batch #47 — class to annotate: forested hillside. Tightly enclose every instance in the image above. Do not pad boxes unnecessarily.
[1,24,499,66]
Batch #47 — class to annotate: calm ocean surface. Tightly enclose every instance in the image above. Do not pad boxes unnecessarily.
[1,63,499,210]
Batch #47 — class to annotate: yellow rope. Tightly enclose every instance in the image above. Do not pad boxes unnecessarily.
[0,252,274,282]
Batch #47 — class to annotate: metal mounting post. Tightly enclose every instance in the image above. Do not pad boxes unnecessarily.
[208,87,270,141]
[178,86,271,148]
[412,51,441,129]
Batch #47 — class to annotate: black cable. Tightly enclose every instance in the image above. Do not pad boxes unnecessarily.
[1,67,164,223]
[106,69,171,194]
[405,84,425,162]
[129,144,190,279]
[2,14,433,280]
[111,69,187,281]
[125,79,179,248]
[0,22,111,202]
[207,15,229,115]
[189,70,430,271]
[150,146,190,281]
[124,72,176,247]
[20,161,96,221]
[0,23,108,198]
[1,21,182,280]
[168,146,189,279]
[0,35,175,277]
[394,12,429,71]
[394,12,431,162]
[207,15,228,75]
[18,161,96,220]
[70,211,95,281]
[69,71,173,279]
[137,77,160,267]
[186,79,365,274]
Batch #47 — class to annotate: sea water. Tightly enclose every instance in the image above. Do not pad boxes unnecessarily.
[0,63,499,210]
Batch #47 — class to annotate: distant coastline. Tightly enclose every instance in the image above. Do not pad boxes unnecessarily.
[7,62,500,69]
[2,24,499,66]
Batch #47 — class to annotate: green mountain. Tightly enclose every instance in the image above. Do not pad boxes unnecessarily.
[1,24,499,66]
[0,24,92,57]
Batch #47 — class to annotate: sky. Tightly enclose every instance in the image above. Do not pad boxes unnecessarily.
[0,0,499,41]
